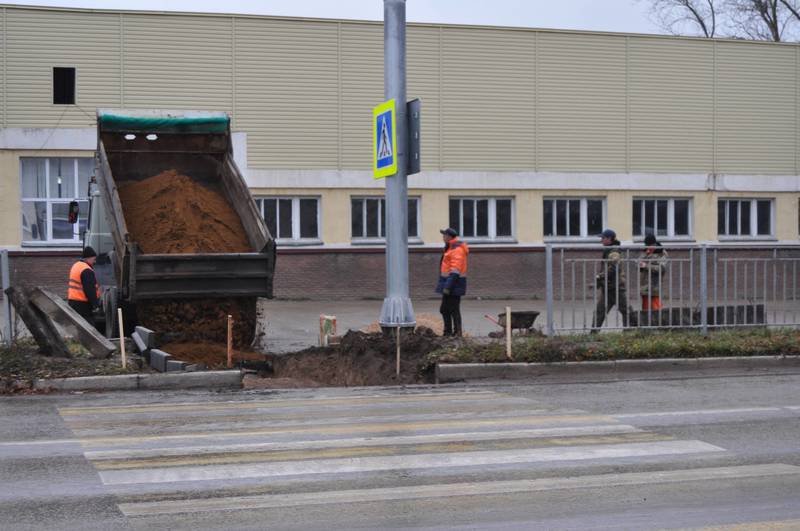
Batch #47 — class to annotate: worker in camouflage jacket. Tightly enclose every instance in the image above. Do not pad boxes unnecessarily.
[592,229,637,331]
[638,233,668,311]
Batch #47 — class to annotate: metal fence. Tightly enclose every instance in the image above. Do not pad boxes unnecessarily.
[544,244,800,335]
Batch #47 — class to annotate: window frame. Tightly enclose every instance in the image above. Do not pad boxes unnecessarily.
[717,198,775,240]
[350,196,422,244]
[448,196,516,243]
[255,196,322,245]
[542,196,606,241]
[632,197,694,241]
[19,157,91,246]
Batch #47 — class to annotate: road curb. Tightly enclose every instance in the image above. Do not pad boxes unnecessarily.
[435,355,800,383]
[32,370,243,392]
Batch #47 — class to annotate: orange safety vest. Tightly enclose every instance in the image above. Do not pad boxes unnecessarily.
[440,239,469,277]
[67,261,100,303]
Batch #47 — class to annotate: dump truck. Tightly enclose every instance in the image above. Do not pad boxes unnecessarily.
[83,109,276,336]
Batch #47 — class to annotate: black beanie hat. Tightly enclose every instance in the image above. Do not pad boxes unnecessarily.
[644,233,657,246]
[81,246,97,259]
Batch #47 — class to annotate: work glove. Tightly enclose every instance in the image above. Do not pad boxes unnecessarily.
[442,288,451,296]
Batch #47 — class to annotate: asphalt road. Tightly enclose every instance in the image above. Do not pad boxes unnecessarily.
[1,371,799,530]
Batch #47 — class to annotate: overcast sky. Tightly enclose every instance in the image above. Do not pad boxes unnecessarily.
[6,0,662,34]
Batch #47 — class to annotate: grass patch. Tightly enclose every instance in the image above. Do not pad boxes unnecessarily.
[426,328,800,368]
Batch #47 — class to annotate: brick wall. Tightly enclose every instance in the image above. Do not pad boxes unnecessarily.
[3,251,79,300]
[274,247,548,300]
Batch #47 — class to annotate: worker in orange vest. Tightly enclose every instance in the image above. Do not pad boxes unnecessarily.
[436,228,469,337]
[67,246,101,324]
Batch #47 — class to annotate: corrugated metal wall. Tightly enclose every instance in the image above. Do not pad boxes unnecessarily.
[4,8,120,128]
[2,6,799,176]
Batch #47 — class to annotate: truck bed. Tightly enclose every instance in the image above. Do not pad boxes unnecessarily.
[93,109,275,301]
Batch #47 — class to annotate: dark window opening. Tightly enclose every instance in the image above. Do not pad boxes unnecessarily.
[53,67,76,105]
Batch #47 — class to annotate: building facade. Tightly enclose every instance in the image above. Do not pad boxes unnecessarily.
[1,5,799,299]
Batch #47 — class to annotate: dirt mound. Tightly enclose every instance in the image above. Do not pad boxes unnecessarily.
[136,297,258,348]
[117,169,251,254]
[160,341,266,370]
[268,328,451,387]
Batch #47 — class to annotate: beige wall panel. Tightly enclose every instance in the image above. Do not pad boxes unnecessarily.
[629,38,714,173]
[235,18,339,169]
[715,41,796,174]
[774,194,798,241]
[537,32,626,172]
[0,150,21,246]
[407,26,442,171]
[514,190,539,243]
[4,9,120,128]
[340,22,383,170]
[1,8,5,127]
[122,14,232,112]
[440,27,535,171]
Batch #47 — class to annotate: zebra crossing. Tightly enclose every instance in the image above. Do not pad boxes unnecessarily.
[57,389,800,524]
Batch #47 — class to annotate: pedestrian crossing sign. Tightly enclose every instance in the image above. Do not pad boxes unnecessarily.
[373,99,397,179]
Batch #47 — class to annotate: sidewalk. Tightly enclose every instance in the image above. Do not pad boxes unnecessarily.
[258,298,546,353]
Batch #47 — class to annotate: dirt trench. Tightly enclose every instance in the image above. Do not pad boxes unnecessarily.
[253,328,452,388]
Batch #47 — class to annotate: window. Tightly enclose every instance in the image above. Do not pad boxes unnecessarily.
[351,197,420,240]
[543,197,604,238]
[717,199,773,238]
[21,158,91,244]
[632,198,692,239]
[256,197,320,242]
[53,67,76,105]
[448,197,514,241]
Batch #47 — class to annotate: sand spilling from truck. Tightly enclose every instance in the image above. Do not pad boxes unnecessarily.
[137,297,258,348]
[119,169,258,349]
[117,169,251,254]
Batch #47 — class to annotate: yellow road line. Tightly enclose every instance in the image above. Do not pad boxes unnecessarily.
[74,413,613,447]
[92,432,668,470]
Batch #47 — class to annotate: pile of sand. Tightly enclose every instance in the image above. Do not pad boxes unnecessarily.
[117,169,251,254]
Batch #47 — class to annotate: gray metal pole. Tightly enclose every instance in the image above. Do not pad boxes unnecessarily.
[700,244,708,335]
[545,244,554,336]
[1,250,12,345]
[379,0,415,328]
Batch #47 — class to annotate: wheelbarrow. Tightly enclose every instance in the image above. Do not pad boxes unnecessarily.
[484,311,540,336]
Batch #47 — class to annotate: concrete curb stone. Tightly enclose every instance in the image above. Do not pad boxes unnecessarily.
[32,370,243,392]
[436,355,800,383]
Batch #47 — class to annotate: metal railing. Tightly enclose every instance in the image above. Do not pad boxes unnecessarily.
[544,244,800,335]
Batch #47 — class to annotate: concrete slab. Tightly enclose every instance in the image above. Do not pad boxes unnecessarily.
[149,349,171,373]
[33,374,139,392]
[134,326,157,349]
[28,287,115,359]
[137,371,242,390]
[166,359,188,372]
[131,331,149,356]
[436,356,800,383]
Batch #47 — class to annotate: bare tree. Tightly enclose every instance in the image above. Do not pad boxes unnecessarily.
[778,0,800,21]
[645,0,721,37]
[725,0,793,41]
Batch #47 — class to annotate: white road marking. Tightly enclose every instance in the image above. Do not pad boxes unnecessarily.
[117,463,800,516]
[615,407,784,419]
[99,440,724,485]
[0,439,80,447]
[84,424,643,460]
